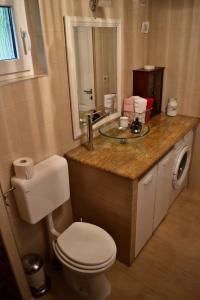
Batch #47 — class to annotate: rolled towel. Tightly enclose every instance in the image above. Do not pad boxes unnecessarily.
[135,104,147,113]
[146,97,154,110]
[104,94,116,113]
[123,96,135,123]
[134,96,147,113]
[133,96,141,100]
[123,96,135,112]
[145,97,154,122]
[134,96,147,103]
[134,96,147,123]
[133,96,146,103]
[134,96,146,101]
[135,106,146,112]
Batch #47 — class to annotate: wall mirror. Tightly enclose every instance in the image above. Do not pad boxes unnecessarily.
[64,16,121,139]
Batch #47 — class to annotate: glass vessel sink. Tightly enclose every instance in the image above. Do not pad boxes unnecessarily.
[99,119,150,144]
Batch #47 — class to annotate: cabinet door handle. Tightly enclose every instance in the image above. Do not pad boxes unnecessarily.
[143,174,153,185]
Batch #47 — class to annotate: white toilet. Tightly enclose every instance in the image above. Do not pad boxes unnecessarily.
[11,155,116,300]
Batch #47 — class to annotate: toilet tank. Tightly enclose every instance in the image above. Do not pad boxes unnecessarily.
[11,155,70,224]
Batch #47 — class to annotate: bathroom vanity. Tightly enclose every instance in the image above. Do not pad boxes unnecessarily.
[66,114,199,266]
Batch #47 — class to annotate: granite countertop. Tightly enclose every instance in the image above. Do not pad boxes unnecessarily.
[66,114,199,180]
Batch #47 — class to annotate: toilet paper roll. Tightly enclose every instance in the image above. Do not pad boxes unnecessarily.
[13,157,34,179]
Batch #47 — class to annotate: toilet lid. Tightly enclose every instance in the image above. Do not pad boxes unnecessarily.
[54,241,116,272]
[56,222,116,266]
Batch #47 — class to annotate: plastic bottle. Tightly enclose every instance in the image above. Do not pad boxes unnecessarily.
[167,98,178,116]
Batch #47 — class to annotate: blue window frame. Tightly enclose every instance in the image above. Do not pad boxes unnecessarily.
[0,6,18,61]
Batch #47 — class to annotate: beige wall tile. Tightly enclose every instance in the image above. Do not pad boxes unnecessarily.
[0,107,22,161]
[2,0,199,284]
[1,0,199,265]
[189,124,200,189]
[0,0,148,260]
[148,0,200,188]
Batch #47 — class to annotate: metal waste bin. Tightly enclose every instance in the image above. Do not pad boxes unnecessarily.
[22,253,50,298]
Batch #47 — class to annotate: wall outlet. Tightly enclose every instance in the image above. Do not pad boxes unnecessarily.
[141,21,150,33]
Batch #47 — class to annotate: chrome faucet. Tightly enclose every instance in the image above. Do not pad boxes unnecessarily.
[87,111,109,150]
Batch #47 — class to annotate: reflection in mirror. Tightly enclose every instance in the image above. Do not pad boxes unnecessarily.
[74,27,117,126]
[64,17,121,139]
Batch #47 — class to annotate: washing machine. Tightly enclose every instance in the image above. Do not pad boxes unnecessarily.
[169,130,194,205]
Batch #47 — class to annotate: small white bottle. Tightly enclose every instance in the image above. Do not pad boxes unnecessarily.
[167,98,178,116]
[119,116,129,129]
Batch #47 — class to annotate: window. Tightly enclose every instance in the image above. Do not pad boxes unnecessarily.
[0,6,18,61]
[0,0,33,80]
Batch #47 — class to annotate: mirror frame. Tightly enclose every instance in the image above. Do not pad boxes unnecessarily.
[64,16,122,139]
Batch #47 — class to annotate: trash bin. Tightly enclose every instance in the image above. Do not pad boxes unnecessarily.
[22,253,50,298]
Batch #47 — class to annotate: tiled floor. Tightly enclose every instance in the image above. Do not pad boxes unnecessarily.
[41,188,200,300]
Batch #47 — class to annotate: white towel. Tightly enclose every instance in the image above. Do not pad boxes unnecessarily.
[135,96,147,113]
[104,94,116,113]
[133,96,147,123]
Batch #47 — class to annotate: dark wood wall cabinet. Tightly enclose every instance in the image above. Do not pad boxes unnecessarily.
[133,67,165,116]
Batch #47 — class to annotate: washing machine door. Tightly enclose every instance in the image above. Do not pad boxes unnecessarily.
[173,145,191,189]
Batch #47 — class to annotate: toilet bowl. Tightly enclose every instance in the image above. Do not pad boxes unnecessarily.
[53,222,116,300]
[11,155,117,300]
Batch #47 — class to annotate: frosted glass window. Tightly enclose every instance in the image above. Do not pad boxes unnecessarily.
[0,6,18,61]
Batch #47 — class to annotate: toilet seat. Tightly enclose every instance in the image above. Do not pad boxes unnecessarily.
[57,222,116,265]
[54,222,116,273]
[54,241,116,272]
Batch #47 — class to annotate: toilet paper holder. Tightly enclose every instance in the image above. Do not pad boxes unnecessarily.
[3,186,15,197]
[0,184,15,206]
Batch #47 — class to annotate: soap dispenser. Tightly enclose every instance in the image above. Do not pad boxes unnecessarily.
[167,98,178,116]
[130,118,142,134]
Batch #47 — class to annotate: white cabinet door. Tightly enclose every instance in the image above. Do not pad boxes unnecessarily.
[153,149,174,231]
[135,166,157,257]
